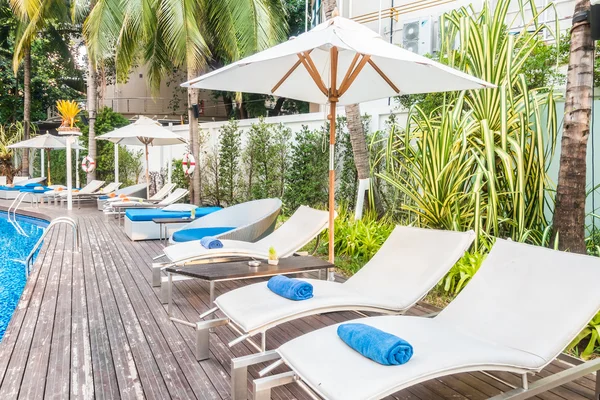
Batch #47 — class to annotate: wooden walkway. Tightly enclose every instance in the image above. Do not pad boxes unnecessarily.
[0,202,597,399]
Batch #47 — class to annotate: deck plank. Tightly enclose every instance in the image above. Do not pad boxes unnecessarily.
[0,202,597,400]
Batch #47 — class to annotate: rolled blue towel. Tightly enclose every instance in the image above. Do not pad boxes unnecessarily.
[337,323,413,366]
[267,275,313,301]
[199,236,223,249]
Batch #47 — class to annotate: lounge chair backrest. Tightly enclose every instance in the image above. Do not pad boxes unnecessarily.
[150,183,176,201]
[344,226,475,309]
[13,176,28,183]
[14,177,45,186]
[114,183,148,196]
[0,176,6,186]
[436,239,600,365]
[98,182,121,194]
[78,180,105,194]
[158,188,188,206]
[255,206,329,257]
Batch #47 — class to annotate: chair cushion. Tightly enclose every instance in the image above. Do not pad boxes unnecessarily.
[163,204,199,212]
[0,186,21,191]
[20,187,51,193]
[172,227,235,242]
[125,207,219,222]
[277,316,546,400]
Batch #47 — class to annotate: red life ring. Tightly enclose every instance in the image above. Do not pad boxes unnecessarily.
[182,153,196,176]
[81,156,96,173]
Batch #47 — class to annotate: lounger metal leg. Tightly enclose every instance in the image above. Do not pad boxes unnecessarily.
[489,358,600,399]
[261,332,267,351]
[254,372,296,400]
[171,317,229,361]
[209,281,215,309]
[167,272,173,314]
[152,262,167,287]
[595,368,599,400]
[521,374,528,390]
[231,351,280,400]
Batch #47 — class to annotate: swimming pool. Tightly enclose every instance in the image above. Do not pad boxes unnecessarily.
[0,211,47,340]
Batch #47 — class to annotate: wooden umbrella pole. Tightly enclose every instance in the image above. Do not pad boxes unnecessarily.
[328,46,339,268]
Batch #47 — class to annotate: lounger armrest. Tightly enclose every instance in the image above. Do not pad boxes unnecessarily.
[489,358,600,399]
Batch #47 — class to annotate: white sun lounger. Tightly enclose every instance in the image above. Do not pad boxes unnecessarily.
[50,180,106,206]
[0,177,46,200]
[172,226,475,360]
[154,205,331,297]
[103,182,176,205]
[236,239,600,400]
[70,181,122,208]
[96,183,148,210]
[168,198,283,244]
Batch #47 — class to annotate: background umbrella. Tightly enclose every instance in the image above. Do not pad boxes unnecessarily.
[8,132,85,185]
[96,116,187,198]
[182,14,494,268]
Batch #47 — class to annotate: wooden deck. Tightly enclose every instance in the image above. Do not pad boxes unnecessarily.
[0,201,597,399]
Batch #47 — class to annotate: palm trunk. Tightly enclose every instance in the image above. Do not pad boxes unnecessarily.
[345,104,369,181]
[187,67,201,205]
[552,0,594,254]
[87,55,97,183]
[22,46,31,177]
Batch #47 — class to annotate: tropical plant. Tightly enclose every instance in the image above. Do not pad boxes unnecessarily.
[56,99,81,128]
[376,0,559,249]
[218,119,242,206]
[567,311,600,360]
[438,250,487,296]
[0,122,23,182]
[84,0,288,205]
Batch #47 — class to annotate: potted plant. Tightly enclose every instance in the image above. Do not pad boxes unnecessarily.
[268,246,279,265]
[56,100,82,136]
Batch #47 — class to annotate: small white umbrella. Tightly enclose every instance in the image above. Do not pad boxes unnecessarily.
[8,133,85,185]
[96,116,187,198]
[182,14,494,267]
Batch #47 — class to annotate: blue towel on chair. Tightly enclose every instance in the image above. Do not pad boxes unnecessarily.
[200,236,223,249]
[337,323,413,366]
[267,275,313,301]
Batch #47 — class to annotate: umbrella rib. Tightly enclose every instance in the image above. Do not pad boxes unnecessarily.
[272,50,314,94]
[367,59,400,94]
[338,54,371,96]
[339,53,361,93]
[298,52,328,96]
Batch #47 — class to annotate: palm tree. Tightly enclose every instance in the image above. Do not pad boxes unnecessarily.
[552,0,595,254]
[85,0,287,205]
[322,0,371,218]
[8,0,98,182]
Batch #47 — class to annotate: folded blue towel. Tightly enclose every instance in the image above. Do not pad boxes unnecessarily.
[200,236,223,249]
[337,323,413,366]
[267,275,313,301]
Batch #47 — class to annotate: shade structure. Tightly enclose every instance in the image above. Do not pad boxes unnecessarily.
[96,116,187,198]
[8,133,85,185]
[182,15,494,266]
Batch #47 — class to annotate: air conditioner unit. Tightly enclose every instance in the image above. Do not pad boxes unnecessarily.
[402,17,434,56]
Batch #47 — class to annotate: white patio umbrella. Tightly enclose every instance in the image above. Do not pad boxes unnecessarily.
[8,133,85,185]
[182,15,494,266]
[96,116,187,198]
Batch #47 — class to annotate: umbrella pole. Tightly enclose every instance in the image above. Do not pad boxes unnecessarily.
[145,144,150,199]
[328,101,336,268]
[46,149,51,186]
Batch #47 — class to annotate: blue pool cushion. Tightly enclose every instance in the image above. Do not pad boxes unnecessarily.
[20,187,51,194]
[172,227,234,242]
[337,323,414,366]
[125,207,220,222]
[0,186,23,191]
[25,182,40,187]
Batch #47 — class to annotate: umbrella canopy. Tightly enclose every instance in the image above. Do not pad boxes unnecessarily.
[96,116,186,146]
[96,116,187,198]
[182,16,494,103]
[8,133,85,150]
[8,133,85,186]
[182,15,494,266]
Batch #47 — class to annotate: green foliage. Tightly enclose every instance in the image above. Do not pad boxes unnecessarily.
[0,122,24,182]
[376,0,559,250]
[218,119,242,205]
[171,158,191,202]
[283,125,329,213]
[438,251,487,296]
[72,107,142,186]
[567,312,600,360]
[243,118,289,200]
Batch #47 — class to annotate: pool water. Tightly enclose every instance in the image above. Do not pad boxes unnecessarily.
[0,212,47,340]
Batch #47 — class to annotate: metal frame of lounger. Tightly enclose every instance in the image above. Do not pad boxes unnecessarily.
[167,226,475,361]
[231,239,600,400]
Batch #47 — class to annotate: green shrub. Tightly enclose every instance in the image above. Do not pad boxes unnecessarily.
[567,312,600,360]
[438,251,487,296]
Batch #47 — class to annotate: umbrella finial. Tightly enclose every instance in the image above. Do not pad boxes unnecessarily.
[332,7,339,18]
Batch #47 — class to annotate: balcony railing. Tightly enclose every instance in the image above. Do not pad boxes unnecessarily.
[351,0,456,24]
